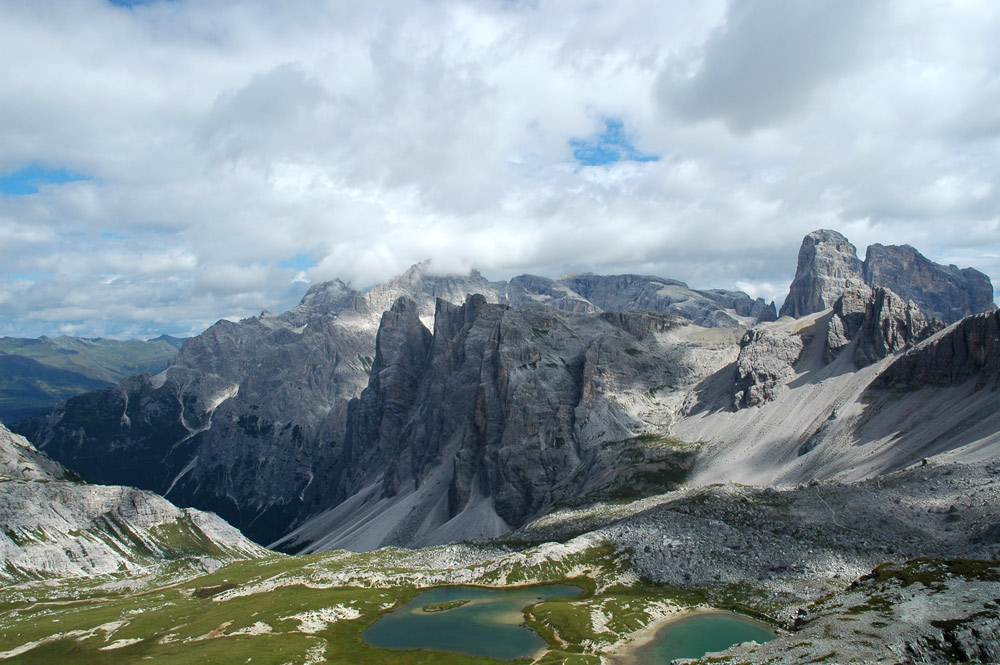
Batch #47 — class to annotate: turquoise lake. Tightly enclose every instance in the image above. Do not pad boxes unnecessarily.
[635,611,777,663]
[363,583,582,660]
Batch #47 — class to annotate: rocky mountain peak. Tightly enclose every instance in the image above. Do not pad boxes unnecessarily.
[779,229,865,319]
[780,230,996,324]
[295,278,358,316]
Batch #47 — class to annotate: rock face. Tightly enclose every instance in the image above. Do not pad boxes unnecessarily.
[871,309,1000,392]
[780,230,996,324]
[826,285,936,368]
[864,243,996,324]
[277,295,704,552]
[825,283,872,361]
[0,421,68,481]
[779,229,865,318]
[0,422,266,581]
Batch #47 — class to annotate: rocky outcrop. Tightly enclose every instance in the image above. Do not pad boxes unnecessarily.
[779,229,865,318]
[826,285,936,368]
[0,422,68,481]
[854,287,933,367]
[0,422,266,581]
[864,243,996,324]
[871,309,1000,392]
[825,284,872,361]
[732,327,806,409]
[734,286,936,411]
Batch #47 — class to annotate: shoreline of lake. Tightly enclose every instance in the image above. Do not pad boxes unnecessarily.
[602,607,712,665]
[602,608,779,665]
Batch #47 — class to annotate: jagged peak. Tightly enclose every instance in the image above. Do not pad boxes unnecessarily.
[300,277,351,299]
[294,278,358,315]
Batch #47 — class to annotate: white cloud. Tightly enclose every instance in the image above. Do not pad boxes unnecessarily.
[0,0,997,338]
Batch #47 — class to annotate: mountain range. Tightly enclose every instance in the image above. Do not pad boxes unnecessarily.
[12,230,998,552]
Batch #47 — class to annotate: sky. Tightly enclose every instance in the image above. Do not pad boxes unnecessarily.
[1,0,998,339]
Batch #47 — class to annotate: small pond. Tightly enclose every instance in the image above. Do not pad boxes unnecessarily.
[363,583,582,660]
[634,610,777,664]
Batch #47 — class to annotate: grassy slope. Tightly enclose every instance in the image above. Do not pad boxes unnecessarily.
[0,336,182,383]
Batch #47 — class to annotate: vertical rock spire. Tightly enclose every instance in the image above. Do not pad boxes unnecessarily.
[779,230,865,318]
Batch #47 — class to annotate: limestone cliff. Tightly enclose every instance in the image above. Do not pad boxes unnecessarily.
[871,309,1000,392]
[864,243,996,324]
[278,295,705,552]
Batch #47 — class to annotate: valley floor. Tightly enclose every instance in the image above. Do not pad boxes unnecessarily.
[4,458,1000,664]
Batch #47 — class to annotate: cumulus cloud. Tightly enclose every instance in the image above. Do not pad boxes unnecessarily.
[657,0,881,132]
[0,0,997,338]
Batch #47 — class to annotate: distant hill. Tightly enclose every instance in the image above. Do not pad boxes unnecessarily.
[0,335,183,423]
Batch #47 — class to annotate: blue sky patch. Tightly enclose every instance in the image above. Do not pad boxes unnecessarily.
[0,165,91,196]
[279,254,317,271]
[570,118,659,167]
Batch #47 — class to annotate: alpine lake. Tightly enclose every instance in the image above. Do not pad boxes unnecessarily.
[630,610,778,664]
[364,584,583,660]
[364,583,776,663]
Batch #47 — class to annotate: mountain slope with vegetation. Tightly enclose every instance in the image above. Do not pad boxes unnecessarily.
[0,335,183,422]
